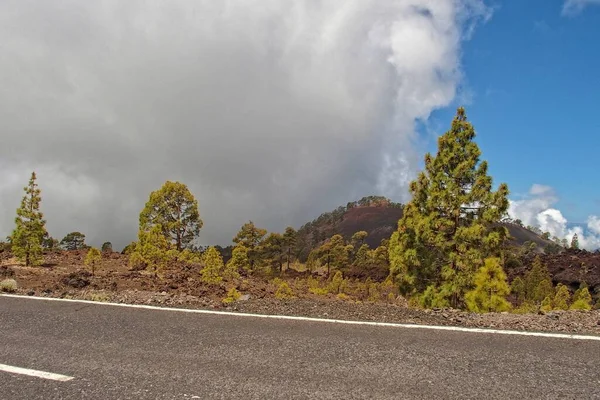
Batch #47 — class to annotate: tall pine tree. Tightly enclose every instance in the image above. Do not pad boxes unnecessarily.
[11,172,47,266]
[389,108,509,308]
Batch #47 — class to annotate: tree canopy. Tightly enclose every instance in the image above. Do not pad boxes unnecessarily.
[139,181,203,251]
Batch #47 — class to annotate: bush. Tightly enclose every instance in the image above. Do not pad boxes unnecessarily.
[86,291,111,302]
[0,279,18,293]
[222,288,241,304]
[275,281,295,299]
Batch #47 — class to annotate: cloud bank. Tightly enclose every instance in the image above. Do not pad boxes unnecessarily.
[0,0,489,248]
[562,0,600,15]
[509,185,600,250]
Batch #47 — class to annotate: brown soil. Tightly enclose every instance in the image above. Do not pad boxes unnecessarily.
[2,250,599,336]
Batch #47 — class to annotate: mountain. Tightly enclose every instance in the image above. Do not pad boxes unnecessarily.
[296,196,554,260]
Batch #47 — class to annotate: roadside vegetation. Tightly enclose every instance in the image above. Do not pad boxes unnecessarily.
[1,108,597,313]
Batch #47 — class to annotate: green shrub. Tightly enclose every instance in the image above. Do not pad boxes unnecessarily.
[222,288,241,304]
[0,279,18,293]
[275,282,294,299]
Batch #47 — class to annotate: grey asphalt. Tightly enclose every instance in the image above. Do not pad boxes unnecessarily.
[1,296,599,400]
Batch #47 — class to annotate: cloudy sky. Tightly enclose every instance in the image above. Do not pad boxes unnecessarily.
[1,0,599,249]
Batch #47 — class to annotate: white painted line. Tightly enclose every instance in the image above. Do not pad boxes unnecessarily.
[0,363,74,382]
[2,293,600,341]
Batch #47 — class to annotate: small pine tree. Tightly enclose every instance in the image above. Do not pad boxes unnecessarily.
[524,256,553,303]
[570,286,592,310]
[510,276,526,304]
[226,245,250,277]
[570,234,579,250]
[553,284,571,310]
[101,242,113,253]
[11,172,47,266]
[222,251,242,281]
[465,257,511,313]
[540,296,553,312]
[222,287,241,304]
[131,225,171,278]
[328,271,344,294]
[84,247,102,276]
[201,247,224,284]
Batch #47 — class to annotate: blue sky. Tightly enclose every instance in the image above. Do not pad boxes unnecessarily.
[427,0,600,224]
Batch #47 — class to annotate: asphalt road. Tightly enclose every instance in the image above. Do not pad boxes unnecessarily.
[1,296,599,399]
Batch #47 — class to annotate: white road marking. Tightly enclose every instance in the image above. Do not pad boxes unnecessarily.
[0,363,74,381]
[2,293,600,341]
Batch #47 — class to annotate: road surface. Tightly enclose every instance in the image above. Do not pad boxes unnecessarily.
[1,295,599,399]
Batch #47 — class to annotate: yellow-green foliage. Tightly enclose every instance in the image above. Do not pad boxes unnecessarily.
[380,277,396,300]
[523,256,554,304]
[465,257,511,313]
[306,275,329,295]
[328,271,344,294]
[177,249,201,264]
[224,246,247,280]
[388,109,510,309]
[222,287,241,304]
[540,296,553,313]
[0,279,18,293]
[419,285,449,309]
[336,293,350,301]
[201,246,224,284]
[11,172,47,267]
[86,291,111,302]
[275,281,294,299]
[84,247,102,275]
[512,301,538,314]
[368,282,381,302]
[552,284,571,310]
[510,276,526,303]
[139,181,203,251]
[570,286,592,310]
[130,224,171,277]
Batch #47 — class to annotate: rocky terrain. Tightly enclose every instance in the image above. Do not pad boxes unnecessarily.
[2,249,599,336]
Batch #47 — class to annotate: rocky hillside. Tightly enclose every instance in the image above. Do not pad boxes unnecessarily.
[296,196,554,260]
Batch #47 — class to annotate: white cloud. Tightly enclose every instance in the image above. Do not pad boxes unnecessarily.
[508,184,600,250]
[0,1,490,248]
[562,0,600,16]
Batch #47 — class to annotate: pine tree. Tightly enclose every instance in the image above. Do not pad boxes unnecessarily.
[282,227,297,271]
[226,245,250,276]
[570,234,579,250]
[570,285,592,310]
[553,284,571,310]
[524,256,554,303]
[201,247,224,284]
[130,225,171,278]
[389,108,509,308]
[261,232,285,274]
[11,172,47,266]
[101,242,113,253]
[318,235,351,275]
[84,247,102,276]
[465,257,511,313]
[354,244,370,270]
[233,221,267,270]
[510,276,526,304]
[139,181,203,251]
[60,232,86,250]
